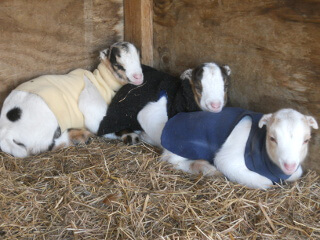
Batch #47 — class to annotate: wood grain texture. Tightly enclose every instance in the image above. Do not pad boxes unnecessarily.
[153,0,320,172]
[124,0,153,66]
[0,0,123,106]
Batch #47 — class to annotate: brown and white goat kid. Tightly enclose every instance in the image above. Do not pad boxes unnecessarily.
[97,62,230,145]
[0,42,143,157]
[137,62,230,147]
[159,108,318,189]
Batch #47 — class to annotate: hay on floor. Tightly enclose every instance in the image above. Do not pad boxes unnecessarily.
[0,137,319,239]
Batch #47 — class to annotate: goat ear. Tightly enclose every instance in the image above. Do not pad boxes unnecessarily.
[259,113,273,128]
[221,65,231,76]
[180,69,193,81]
[305,115,318,129]
[100,48,110,60]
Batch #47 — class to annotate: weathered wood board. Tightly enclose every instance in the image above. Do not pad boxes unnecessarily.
[153,0,320,171]
[0,0,123,106]
[124,0,153,66]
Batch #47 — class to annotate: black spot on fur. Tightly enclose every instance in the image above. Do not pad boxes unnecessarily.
[219,65,231,105]
[48,142,55,151]
[114,63,125,71]
[53,127,61,139]
[124,135,132,145]
[109,46,126,80]
[118,42,129,52]
[7,107,22,122]
[13,139,26,148]
[48,127,61,151]
[109,46,121,65]
[192,65,204,91]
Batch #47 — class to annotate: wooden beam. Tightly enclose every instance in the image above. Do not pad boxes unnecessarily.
[124,0,153,66]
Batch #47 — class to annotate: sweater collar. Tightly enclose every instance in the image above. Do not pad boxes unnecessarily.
[245,118,292,183]
[97,62,125,92]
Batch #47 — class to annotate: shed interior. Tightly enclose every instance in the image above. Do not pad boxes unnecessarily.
[0,0,319,238]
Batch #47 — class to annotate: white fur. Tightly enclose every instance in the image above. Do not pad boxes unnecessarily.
[137,96,168,147]
[78,76,108,134]
[161,150,217,176]
[214,116,273,189]
[258,109,317,175]
[0,42,142,157]
[0,91,60,157]
[199,63,226,113]
[159,109,317,189]
[118,43,143,85]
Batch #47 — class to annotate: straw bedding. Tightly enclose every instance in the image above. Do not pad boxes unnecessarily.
[0,137,319,239]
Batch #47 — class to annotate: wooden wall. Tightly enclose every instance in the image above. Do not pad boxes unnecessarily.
[153,0,320,171]
[0,0,123,107]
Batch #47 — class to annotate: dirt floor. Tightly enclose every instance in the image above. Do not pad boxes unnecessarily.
[0,137,319,239]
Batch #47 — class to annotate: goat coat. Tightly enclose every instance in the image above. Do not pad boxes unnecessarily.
[161,107,292,183]
[15,63,123,132]
[97,65,200,135]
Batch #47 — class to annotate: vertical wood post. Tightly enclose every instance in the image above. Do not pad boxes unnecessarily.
[124,0,153,66]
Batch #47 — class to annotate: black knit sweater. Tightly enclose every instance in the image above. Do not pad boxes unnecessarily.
[97,65,200,136]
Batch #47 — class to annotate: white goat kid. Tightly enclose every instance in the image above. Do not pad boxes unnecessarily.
[0,42,143,157]
[160,108,318,189]
[138,62,230,147]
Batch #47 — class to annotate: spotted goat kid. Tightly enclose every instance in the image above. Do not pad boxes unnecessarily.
[98,62,231,146]
[0,42,143,157]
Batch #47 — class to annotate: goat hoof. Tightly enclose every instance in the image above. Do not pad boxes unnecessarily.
[122,133,140,145]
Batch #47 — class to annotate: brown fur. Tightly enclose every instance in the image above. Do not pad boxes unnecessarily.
[190,160,222,176]
[68,129,93,146]
[189,78,202,109]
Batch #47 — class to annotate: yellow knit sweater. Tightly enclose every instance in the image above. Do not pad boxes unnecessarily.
[16,63,124,132]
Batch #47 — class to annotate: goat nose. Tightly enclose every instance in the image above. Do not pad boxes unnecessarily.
[284,163,297,172]
[133,73,143,80]
[210,102,221,110]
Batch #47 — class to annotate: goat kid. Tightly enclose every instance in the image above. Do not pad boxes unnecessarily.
[160,107,318,189]
[0,42,143,157]
[98,62,231,146]
[137,62,231,147]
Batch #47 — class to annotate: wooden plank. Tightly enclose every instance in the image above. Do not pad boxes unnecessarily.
[124,0,153,66]
[0,0,124,107]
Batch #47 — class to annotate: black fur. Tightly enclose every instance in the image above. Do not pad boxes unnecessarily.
[7,107,22,122]
[13,139,26,148]
[109,47,121,66]
[48,127,61,151]
[53,127,61,139]
[109,46,127,80]
[97,65,201,136]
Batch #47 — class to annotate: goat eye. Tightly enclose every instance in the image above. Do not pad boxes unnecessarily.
[113,63,125,71]
[303,139,310,144]
[270,136,277,143]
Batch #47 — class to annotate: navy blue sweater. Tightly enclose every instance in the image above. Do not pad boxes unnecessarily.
[161,107,292,183]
